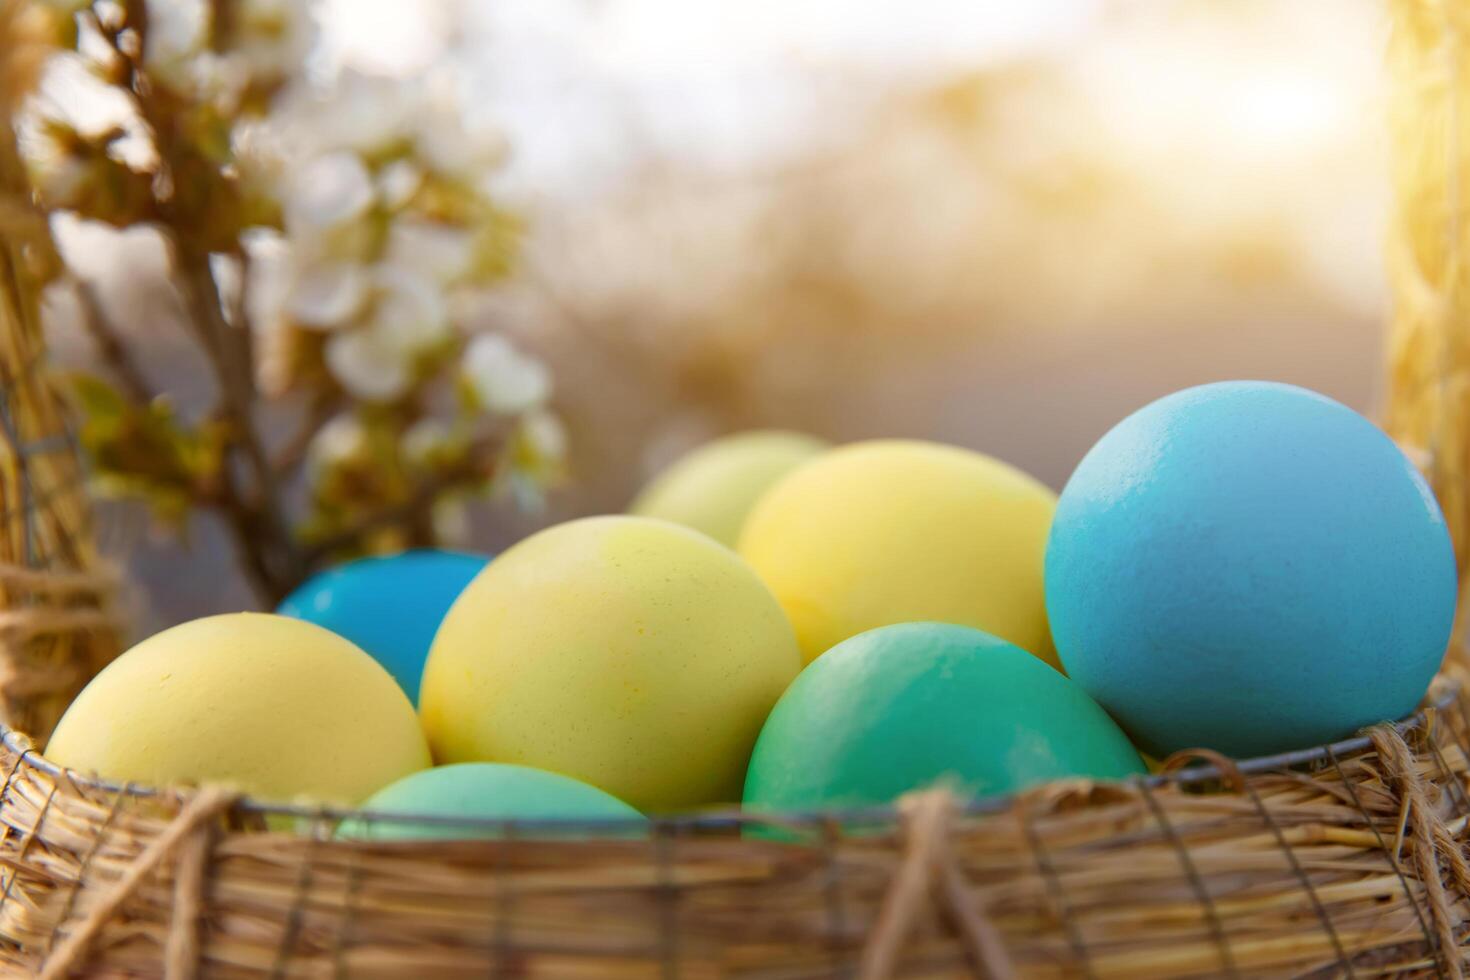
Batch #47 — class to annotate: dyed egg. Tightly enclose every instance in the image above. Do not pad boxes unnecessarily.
[420,516,803,811]
[338,763,644,840]
[47,613,430,804]
[277,549,489,703]
[1046,381,1457,758]
[629,430,830,547]
[739,440,1059,666]
[743,623,1144,811]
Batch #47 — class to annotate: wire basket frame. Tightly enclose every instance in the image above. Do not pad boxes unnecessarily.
[0,677,1464,978]
[0,0,1466,975]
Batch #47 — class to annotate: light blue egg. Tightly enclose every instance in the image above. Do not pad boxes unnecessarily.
[337,763,644,841]
[278,549,490,705]
[1046,381,1457,759]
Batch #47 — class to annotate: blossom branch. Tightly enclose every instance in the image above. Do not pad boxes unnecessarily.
[300,434,504,564]
[12,1,563,605]
[105,0,304,600]
[74,278,154,404]
[172,245,303,597]
[272,392,340,475]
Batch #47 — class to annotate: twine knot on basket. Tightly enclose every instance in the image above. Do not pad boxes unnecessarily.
[860,789,1017,980]
[37,785,237,980]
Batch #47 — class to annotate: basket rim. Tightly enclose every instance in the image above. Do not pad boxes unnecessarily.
[2,677,1458,834]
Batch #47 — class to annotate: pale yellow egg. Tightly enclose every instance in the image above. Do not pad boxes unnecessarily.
[739,440,1060,668]
[420,516,802,811]
[47,613,431,805]
[629,431,830,547]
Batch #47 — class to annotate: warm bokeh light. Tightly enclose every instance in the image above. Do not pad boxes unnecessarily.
[31,0,1393,627]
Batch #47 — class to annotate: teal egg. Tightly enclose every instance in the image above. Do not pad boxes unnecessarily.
[1046,382,1457,758]
[338,763,645,840]
[277,549,489,705]
[742,623,1145,812]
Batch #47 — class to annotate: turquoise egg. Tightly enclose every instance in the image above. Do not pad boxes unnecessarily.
[337,762,645,840]
[742,623,1145,812]
[278,549,489,705]
[1046,381,1457,759]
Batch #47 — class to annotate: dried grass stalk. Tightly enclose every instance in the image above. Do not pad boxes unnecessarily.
[1387,0,1470,649]
[0,679,1465,978]
[0,60,120,743]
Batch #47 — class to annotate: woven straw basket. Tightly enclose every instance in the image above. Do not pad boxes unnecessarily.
[8,2,1470,978]
[0,111,118,747]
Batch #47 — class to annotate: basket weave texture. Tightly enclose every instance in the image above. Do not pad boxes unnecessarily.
[0,680,1465,978]
[0,113,119,744]
[2,1,1470,977]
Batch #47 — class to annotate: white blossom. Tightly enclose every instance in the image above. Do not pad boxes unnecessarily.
[143,0,207,87]
[377,160,423,210]
[231,114,287,195]
[210,252,243,325]
[432,497,471,545]
[462,334,550,415]
[233,0,315,83]
[324,325,411,402]
[318,267,450,401]
[368,265,451,352]
[385,218,474,285]
[416,110,508,182]
[521,408,567,460]
[308,412,368,474]
[403,417,453,465]
[286,260,367,329]
[283,150,374,236]
[186,52,252,113]
[272,70,417,159]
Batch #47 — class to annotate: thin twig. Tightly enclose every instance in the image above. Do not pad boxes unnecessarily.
[271,392,339,475]
[172,248,301,597]
[301,437,502,564]
[108,0,304,601]
[73,278,153,404]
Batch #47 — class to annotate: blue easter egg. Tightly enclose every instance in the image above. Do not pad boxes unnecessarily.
[278,549,490,704]
[1046,381,1457,759]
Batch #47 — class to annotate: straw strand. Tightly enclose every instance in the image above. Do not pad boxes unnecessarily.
[38,786,236,980]
[1370,725,1467,980]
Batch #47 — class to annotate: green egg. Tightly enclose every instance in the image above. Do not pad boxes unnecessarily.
[743,623,1145,813]
[338,763,645,841]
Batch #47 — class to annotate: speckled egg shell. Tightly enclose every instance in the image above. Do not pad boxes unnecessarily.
[1046,381,1457,758]
[337,762,644,841]
[630,430,830,547]
[47,613,431,805]
[743,623,1144,812]
[420,516,802,812]
[277,549,490,704]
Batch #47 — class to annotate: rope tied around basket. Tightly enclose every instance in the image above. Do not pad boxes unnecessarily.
[858,789,1017,980]
[37,785,237,980]
[1368,723,1470,980]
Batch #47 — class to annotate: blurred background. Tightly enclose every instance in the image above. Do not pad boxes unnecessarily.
[36,0,1392,630]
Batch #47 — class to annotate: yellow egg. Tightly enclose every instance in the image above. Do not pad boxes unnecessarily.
[47,613,431,805]
[629,430,830,547]
[739,440,1060,667]
[420,516,802,811]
